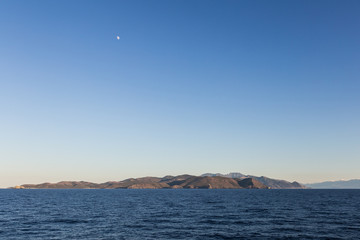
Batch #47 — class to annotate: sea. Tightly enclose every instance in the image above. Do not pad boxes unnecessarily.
[1,189,359,239]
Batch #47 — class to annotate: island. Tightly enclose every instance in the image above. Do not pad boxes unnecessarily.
[11,173,306,189]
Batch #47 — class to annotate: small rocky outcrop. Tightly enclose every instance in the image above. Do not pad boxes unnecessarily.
[237,178,268,189]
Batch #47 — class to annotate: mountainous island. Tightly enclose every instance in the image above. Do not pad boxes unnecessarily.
[305,179,360,189]
[12,173,306,189]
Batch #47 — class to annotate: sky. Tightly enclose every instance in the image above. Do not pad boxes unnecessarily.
[0,0,359,187]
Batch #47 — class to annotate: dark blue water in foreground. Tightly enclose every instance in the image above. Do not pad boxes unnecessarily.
[1,189,360,239]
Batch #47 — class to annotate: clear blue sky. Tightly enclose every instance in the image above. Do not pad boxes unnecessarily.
[0,0,359,187]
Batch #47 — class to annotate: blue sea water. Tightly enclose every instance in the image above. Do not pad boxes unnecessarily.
[0,189,359,239]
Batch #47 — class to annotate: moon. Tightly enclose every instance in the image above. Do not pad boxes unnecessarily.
[116,36,120,40]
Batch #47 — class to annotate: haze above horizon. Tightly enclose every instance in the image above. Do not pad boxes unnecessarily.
[0,0,359,188]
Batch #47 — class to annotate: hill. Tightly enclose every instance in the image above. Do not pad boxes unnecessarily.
[202,172,306,189]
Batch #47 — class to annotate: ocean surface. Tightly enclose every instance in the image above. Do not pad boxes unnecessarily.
[1,189,359,239]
